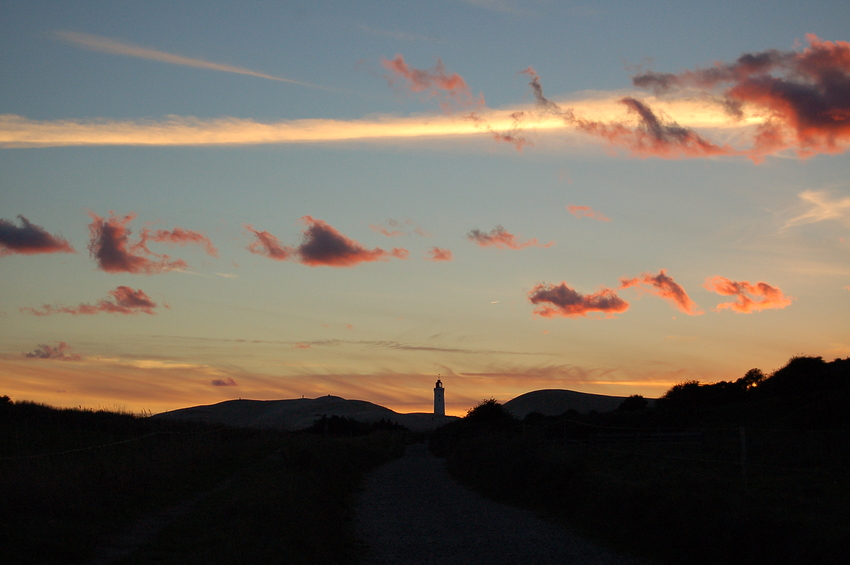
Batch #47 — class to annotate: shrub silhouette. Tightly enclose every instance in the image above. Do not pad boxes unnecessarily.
[464,398,517,425]
[617,394,648,412]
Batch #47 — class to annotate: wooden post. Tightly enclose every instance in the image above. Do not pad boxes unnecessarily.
[740,426,748,488]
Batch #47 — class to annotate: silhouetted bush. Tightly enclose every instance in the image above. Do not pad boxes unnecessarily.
[617,394,648,412]
[301,415,408,436]
[433,355,850,565]
[0,398,405,565]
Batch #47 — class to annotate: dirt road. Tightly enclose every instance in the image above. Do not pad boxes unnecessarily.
[353,443,651,565]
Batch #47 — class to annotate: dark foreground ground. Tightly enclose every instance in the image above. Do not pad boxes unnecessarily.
[354,443,651,565]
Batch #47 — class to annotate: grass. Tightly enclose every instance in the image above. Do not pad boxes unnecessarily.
[0,398,405,565]
[432,423,850,565]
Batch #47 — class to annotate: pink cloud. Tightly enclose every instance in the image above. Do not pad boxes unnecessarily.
[633,35,850,158]
[244,224,295,260]
[467,225,553,249]
[20,286,160,316]
[620,269,703,315]
[425,247,453,261]
[704,276,794,313]
[87,212,189,274]
[246,217,408,267]
[24,341,81,361]
[381,54,484,113]
[567,205,611,222]
[298,216,408,266]
[528,282,629,318]
[0,215,75,256]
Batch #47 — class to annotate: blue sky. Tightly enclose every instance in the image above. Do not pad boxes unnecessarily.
[2,1,848,415]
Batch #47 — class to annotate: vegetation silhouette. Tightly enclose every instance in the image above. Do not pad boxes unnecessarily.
[301,414,408,437]
[431,356,850,565]
[3,355,847,564]
[0,396,405,565]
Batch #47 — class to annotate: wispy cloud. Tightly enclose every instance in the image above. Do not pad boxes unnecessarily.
[784,190,850,228]
[55,31,324,88]
[20,286,161,316]
[369,218,431,237]
[246,216,408,267]
[567,205,610,222]
[0,215,75,255]
[467,225,552,249]
[144,227,218,257]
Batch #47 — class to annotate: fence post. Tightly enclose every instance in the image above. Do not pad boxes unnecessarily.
[740,426,748,488]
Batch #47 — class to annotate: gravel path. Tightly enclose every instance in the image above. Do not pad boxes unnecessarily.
[353,443,651,565]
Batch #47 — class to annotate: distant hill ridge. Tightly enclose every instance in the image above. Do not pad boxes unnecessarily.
[503,389,630,419]
[154,396,458,432]
[155,389,630,431]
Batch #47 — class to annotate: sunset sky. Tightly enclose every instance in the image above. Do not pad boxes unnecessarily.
[2,1,849,416]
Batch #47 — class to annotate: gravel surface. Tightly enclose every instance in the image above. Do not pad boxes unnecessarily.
[354,443,651,565]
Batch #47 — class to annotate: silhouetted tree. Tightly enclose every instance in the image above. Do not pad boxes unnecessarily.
[737,368,765,390]
[617,395,649,412]
[465,398,516,423]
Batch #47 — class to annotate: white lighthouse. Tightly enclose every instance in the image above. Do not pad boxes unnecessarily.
[434,378,445,416]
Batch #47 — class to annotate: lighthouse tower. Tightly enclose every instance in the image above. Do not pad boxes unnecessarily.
[434,378,445,416]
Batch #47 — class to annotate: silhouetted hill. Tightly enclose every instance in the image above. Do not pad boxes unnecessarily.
[154,396,458,432]
[502,389,630,418]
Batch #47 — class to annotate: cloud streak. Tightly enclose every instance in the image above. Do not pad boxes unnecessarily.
[620,269,703,315]
[20,285,161,316]
[704,276,793,313]
[56,31,323,88]
[528,282,629,318]
[246,216,408,267]
[6,39,846,160]
[0,215,75,255]
[0,95,761,150]
[467,225,552,249]
[784,190,850,228]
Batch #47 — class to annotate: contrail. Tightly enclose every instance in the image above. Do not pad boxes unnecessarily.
[56,31,328,90]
